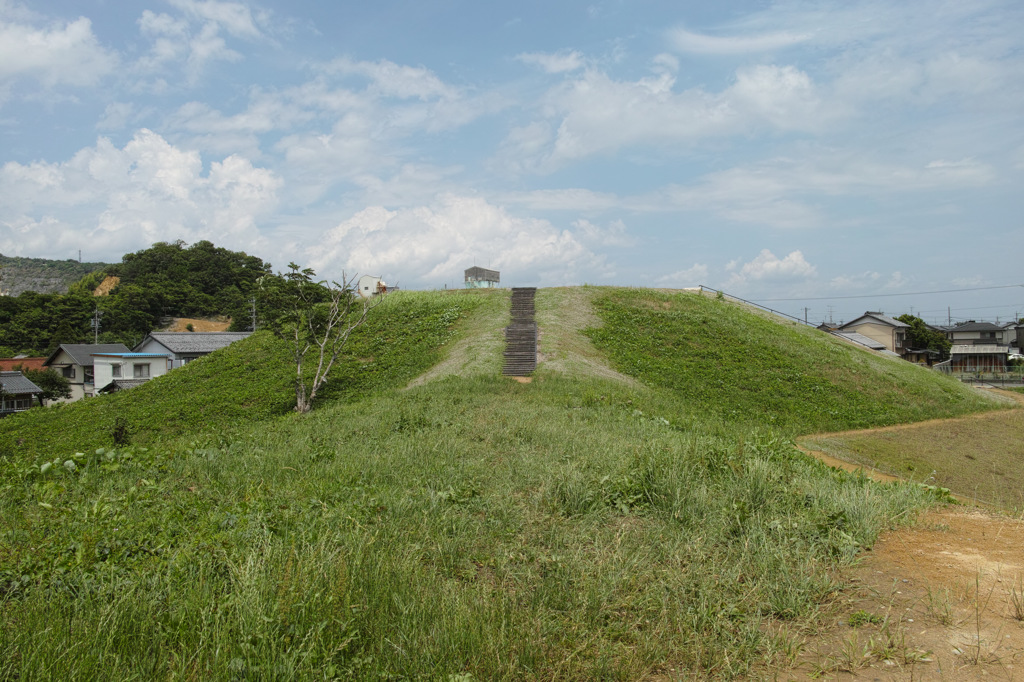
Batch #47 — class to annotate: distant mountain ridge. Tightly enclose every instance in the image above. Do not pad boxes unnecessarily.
[0,253,109,296]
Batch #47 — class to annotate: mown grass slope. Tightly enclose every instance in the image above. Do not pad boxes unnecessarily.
[0,286,1000,680]
[0,289,497,460]
[584,288,994,433]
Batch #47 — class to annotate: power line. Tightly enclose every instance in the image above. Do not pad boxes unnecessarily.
[752,283,1023,302]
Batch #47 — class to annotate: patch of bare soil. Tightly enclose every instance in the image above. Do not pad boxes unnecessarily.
[778,507,1024,681]
[92,275,120,296]
[164,317,232,332]
[776,391,1024,680]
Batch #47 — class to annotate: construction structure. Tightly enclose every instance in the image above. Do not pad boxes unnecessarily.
[464,267,499,289]
[357,275,387,298]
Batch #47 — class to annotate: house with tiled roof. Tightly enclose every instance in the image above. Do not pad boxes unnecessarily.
[0,371,43,416]
[837,312,909,354]
[133,332,252,368]
[43,343,131,401]
[946,321,1015,347]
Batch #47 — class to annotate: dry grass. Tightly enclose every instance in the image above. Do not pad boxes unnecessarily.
[801,391,1024,510]
[405,288,508,387]
[534,286,637,385]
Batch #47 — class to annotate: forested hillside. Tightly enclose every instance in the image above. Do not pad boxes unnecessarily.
[0,254,107,296]
[0,241,271,355]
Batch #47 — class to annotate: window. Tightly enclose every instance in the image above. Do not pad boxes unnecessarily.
[62,366,75,379]
[112,364,121,378]
[84,367,94,384]
[133,363,150,378]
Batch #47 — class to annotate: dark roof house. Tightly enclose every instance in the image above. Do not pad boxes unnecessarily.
[133,332,252,369]
[43,343,132,402]
[0,371,43,416]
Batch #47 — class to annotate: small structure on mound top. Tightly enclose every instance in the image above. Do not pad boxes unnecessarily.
[357,275,388,298]
[464,266,499,289]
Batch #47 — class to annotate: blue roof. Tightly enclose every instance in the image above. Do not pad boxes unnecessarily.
[91,352,169,358]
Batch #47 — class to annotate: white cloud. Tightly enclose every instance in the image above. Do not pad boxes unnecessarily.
[669,27,810,55]
[657,264,709,286]
[135,1,268,84]
[572,218,635,247]
[726,249,817,287]
[322,57,457,100]
[0,14,117,93]
[516,50,585,74]
[496,64,830,171]
[309,195,609,286]
[166,0,263,39]
[0,129,281,259]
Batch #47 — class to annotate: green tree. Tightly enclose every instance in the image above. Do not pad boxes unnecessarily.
[896,314,952,356]
[20,368,71,404]
[258,264,377,413]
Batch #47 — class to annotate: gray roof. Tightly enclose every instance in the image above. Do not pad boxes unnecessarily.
[833,331,886,351]
[951,321,1005,332]
[136,332,252,354]
[0,371,43,395]
[97,379,148,393]
[46,343,131,367]
[840,312,909,330]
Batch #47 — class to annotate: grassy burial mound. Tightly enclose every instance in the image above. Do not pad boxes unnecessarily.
[0,289,495,460]
[0,287,1003,680]
[583,288,994,434]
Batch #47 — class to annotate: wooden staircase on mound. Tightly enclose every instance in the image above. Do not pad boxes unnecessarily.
[503,287,538,377]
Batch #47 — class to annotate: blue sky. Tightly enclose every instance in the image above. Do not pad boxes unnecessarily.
[1,0,1022,325]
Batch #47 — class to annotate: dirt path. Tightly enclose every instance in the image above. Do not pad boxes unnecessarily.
[780,390,1024,679]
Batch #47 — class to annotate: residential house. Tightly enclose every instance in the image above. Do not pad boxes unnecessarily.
[837,312,909,354]
[92,351,172,393]
[0,371,43,416]
[949,344,1008,373]
[43,343,131,401]
[945,321,1014,347]
[133,332,252,368]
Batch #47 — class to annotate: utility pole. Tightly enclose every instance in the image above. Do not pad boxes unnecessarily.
[948,307,951,325]
[91,306,103,343]
[803,307,809,324]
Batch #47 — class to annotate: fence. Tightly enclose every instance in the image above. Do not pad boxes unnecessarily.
[934,365,1024,388]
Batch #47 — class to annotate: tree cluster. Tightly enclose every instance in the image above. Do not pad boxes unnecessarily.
[896,314,952,356]
[0,241,271,355]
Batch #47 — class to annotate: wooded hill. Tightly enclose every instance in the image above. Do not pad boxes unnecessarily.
[0,253,108,296]
[0,241,271,355]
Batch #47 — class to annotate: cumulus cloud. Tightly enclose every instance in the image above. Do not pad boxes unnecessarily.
[308,195,609,287]
[726,249,816,287]
[0,129,281,259]
[516,50,585,74]
[0,13,117,94]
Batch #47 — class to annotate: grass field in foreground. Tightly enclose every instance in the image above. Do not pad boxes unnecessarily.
[800,396,1024,510]
[0,286,1003,680]
[0,375,950,680]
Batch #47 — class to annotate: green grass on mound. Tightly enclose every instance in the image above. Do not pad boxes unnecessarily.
[0,286,995,680]
[0,289,494,460]
[584,288,995,433]
[0,375,948,680]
